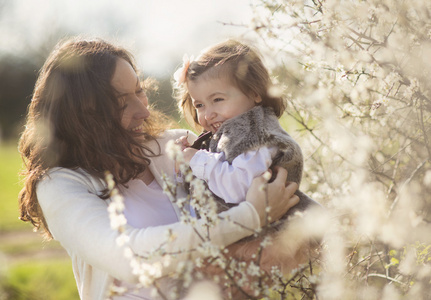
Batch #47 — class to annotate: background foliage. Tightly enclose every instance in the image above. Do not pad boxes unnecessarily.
[1,0,431,299]
[246,0,431,298]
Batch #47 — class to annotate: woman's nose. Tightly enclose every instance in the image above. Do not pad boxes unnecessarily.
[133,97,150,120]
[135,106,150,120]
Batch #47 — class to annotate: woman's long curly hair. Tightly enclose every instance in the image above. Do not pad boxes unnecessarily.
[18,36,171,238]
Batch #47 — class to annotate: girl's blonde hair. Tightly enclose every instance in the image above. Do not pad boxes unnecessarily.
[19,36,172,238]
[174,39,286,131]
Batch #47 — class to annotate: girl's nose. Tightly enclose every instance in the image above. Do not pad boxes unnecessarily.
[205,108,216,120]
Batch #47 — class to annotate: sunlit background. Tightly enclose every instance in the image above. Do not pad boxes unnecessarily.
[0,0,260,140]
[0,0,255,76]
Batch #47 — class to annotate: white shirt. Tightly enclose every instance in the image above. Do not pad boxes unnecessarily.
[117,179,178,299]
[189,146,277,204]
[36,129,261,300]
[120,179,177,228]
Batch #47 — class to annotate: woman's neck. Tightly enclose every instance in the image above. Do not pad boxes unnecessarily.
[136,167,155,185]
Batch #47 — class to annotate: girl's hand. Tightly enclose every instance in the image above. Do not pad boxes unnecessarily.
[175,147,199,173]
[175,135,191,151]
[182,147,198,163]
[246,166,299,225]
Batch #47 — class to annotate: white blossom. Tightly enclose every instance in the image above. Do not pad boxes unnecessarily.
[107,0,431,298]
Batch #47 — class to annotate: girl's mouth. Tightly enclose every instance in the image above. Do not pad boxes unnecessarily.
[211,122,222,132]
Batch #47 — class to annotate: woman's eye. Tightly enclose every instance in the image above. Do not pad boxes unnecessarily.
[119,102,128,111]
[136,88,145,94]
[118,97,128,110]
[214,98,224,102]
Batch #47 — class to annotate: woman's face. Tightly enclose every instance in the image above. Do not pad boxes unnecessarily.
[111,58,150,133]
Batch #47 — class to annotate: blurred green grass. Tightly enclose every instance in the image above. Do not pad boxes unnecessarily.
[0,142,27,231]
[1,259,78,300]
[0,142,78,300]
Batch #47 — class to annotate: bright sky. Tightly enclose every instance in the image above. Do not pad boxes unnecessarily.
[0,0,257,77]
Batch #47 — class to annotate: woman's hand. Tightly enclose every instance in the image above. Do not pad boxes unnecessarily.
[245,166,299,225]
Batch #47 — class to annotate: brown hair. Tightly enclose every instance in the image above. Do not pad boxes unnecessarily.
[174,39,286,131]
[18,36,171,238]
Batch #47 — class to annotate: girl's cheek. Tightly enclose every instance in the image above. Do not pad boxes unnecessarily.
[197,114,204,125]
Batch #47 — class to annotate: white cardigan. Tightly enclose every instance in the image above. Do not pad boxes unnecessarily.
[36,129,261,300]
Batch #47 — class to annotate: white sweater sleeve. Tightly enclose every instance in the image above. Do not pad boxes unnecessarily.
[189,147,276,204]
[37,168,260,283]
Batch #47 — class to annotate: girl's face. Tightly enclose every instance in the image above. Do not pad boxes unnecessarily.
[111,58,150,133]
[187,75,261,133]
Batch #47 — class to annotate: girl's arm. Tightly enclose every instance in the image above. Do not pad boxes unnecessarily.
[187,146,277,203]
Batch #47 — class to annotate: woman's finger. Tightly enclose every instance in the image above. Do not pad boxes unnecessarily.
[270,165,288,184]
[285,190,300,210]
[285,181,299,196]
[247,167,300,225]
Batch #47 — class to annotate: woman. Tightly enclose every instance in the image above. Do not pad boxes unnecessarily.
[18,36,299,300]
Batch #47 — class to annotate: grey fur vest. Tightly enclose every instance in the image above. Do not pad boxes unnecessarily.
[207,105,319,214]
[210,106,303,185]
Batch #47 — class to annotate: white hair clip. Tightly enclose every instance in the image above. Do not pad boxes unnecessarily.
[173,54,193,87]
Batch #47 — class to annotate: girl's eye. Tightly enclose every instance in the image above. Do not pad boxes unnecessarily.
[194,103,203,109]
[136,88,145,95]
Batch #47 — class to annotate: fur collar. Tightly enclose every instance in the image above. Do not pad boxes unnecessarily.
[209,106,304,184]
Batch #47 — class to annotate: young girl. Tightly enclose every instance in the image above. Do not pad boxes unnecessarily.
[173,39,318,217]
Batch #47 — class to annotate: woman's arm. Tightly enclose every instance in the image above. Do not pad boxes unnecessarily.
[36,169,261,283]
[37,166,297,283]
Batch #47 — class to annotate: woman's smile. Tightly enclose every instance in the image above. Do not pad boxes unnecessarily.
[131,123,145,132]
[111,58,151,132]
